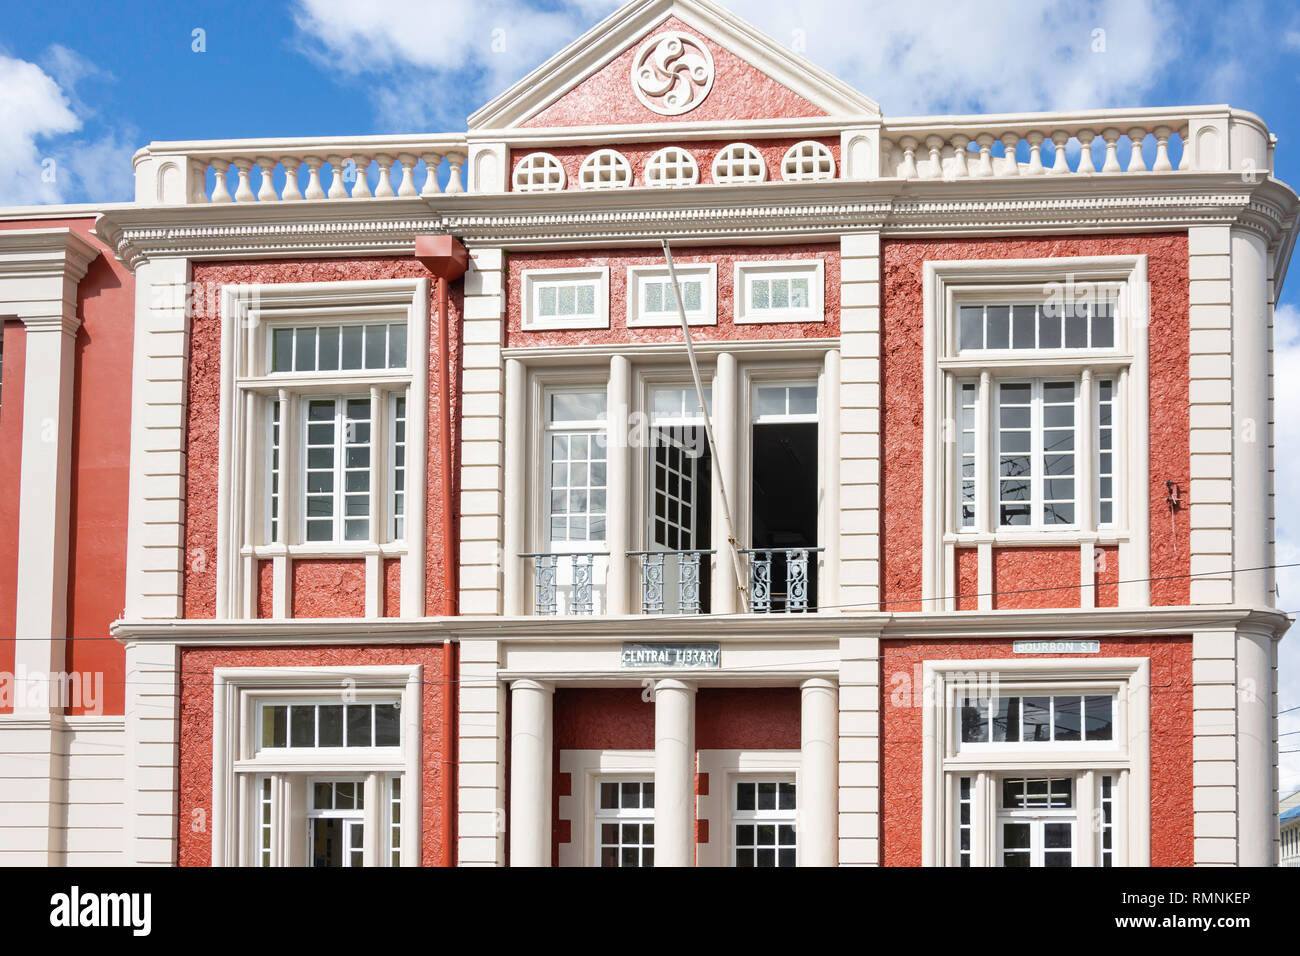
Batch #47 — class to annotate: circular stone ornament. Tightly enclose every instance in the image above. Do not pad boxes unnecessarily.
[630,31,715,116]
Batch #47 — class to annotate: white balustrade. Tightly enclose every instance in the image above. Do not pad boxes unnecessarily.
[878,110,1218,180]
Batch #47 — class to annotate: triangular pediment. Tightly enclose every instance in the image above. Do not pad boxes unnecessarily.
[468,0,880,131]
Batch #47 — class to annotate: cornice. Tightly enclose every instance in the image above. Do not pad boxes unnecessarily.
[0,227,100,280]
[93,172,1300,269]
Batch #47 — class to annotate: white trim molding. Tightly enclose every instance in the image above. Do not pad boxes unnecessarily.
[920,656,1151,867]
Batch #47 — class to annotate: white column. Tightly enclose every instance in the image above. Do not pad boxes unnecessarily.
[1231,227,1272,607]
[1236,623,1277,865]
[654,678,696,866]
[606,354,632,614]
[800,677,838,866]
[821,351,840,611]
[13,312,78,716]
[711,353,740,614]
[508,679,553,866]
[502,358,526,615]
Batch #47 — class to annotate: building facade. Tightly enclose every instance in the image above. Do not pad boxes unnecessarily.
[1,0,1296,867]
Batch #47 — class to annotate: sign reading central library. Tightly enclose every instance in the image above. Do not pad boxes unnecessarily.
[620,643,721,669]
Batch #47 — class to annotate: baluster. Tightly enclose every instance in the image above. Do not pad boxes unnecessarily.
[350,155,372,198]
[1152,125,1173,171]
[209,159,232,203]
[1126,127,1148,172]
[1048,130,1070,175]
[535,555,556,616]
[374,154,396,197]
[680,552,701,615]
[1024,131,1046,175]
[924,134,944,179]
[420,152,444,195]
[642,553,664,615]
[279,157,303,200]
[786,549,811,613]
[255,157,278,201]
[444,151,466,194]
[749,551,771,614]
[303,156,326,199]
[1178,124,1190,170]
[571,554,593,615]
[949,135,970,178]
[396,153,419,197]
[1100,127,1122,173]
[898,136,919,179]
[1075,129,1097,174]
[972,133,995,177]
[326,154,349,199]
[998,132,1021,175]
[232,159,256,202]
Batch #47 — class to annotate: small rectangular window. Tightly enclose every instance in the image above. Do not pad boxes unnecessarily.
[735,260,824,324]
[522,268,609,330]
[259,701,401,751]
[955,299,1117,355]
[961,694,1115,747]
[627,264,716,327]
[269,322,407,372]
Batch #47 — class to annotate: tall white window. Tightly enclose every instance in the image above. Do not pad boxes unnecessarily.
[546,389,608,550]
[595,779,655,867]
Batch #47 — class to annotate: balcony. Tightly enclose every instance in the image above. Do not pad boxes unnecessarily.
[521,547,822,616]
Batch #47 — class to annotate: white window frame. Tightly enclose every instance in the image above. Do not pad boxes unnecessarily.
[711,143,767,184]
[626,263,717,327]
[694,749,800,867]
[644,147,700,187]
[730,775,798,868]
[921,256,1150,611]
[991,377,1081,532]
[593,776,656,867]
[521,267,610,331]
[210,665,422,867]
[543,385,610,555]
[556,750,655,867]
[217,280,429,619]
[921,657,1150,867]
[578,149,633,190]
[512,151,566,192]
[780,140,836,182]
[734,259,825,324]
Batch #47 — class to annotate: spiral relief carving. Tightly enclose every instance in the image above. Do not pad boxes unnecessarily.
[630,31,715,116]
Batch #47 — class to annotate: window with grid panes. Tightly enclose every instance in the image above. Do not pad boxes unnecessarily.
[512,152,566,192]
[733,779,796,867]
[545,389,608,550]
[711,143,767,184]
[578,149,633,189]
[644,147,699,186]
[780,140,835,182]
[595,779,654,867]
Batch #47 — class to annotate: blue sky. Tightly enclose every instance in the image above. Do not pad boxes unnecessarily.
[3,0,1300,791]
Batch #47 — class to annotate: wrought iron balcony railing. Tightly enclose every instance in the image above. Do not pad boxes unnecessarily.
[629,550,715,615]
[738,547,824,613]
[520,552,596,616]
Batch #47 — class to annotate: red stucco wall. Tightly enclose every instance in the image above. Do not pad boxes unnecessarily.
[881,234,1190,612]
[880,637,1193,867]
[521,16,827,128]
[176,643,450,867]
[184,259,461,620]
[954,548,978,611]
[510,137,839,191]
[505,243,839,349]
[291,558,366,618]
[992,546,1082,610]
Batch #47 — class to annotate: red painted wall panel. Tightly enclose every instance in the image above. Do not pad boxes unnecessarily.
[992,546,1081,610]
[177,644,450,867]
[184,259,461,620]
[954,547,978,611]
[291,558,366,618]
[881,234,1190,611]
[880,637,1193,867]
[511,137,840,191]
[1096,544,1120,607]
[383,558,401,618]
[521,16,827,128]
[505,243,840,349]
[256,559,273,619]
[696,687,800,749]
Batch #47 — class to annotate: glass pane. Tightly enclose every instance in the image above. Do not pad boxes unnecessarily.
[960,697,989,743]
[557,285,576,316]
[600,783,618,810]
[778,783,796,810]
[1012,305,1036,349]
[1084,695,1113,741]
[262,705,287,748]
[959,305,983,350]
[758,782,777,810]
[341,326,364,369]
[754,387,785,418]
[346,704,373,747]
[318,326,340,371]
[1023,696,1051,741]
[364,326,386,369]
[294,328,316,371]
[1053,695,1082,741]
[388,323,407,368]
[539,286,556,317]
[788,386,817,416]
[1045,823,1072,849]
[736,783,755,811]
[986,306,1010,349]
[1002,822,1031,849]
[318,705,344,747]
[576,284,596,316]
[272,328,293,371]
[551,392,606,423]
[621,782,639,808]
[992,697,1020,742]
[1037,305,1062,348]
[290,705,315,747]
[374,703,400,747]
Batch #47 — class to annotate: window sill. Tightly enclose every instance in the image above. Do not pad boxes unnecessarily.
[945,531,1129,548]
[244,543,409,560]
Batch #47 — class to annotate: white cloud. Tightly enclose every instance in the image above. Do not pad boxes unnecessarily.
[1274,302,1300,796]
[0,53,81,205]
